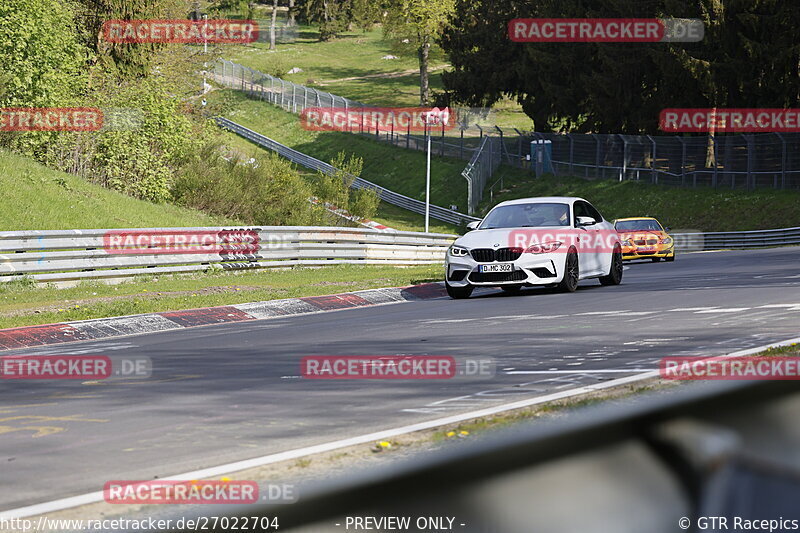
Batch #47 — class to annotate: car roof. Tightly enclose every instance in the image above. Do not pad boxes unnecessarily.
[495,196,586,207]
[615,217,659,221]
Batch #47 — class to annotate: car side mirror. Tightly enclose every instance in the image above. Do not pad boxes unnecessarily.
[466,221,480,231]
[664,227,671,232]
[576,216,597,227]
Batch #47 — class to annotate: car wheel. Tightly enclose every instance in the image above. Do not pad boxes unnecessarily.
[446,281,474,299]
[557,249,579,293]
[600,247,623,286]
[501,284,523,293]
[665,254,675,262]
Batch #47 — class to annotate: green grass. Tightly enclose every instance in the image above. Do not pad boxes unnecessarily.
[0,264,441,329]
[225,25,535,130]
[479,174,800,232]
[372,202,458,234]
[213,89,529,216]
[0,149,236,230]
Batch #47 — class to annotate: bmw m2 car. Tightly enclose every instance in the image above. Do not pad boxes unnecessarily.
[445,197,623,299]
[614,217,675,262]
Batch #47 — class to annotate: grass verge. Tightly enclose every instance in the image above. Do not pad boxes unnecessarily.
[0,149,237,230]
[0,264,441,329]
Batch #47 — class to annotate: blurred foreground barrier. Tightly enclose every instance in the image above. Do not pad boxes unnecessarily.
[0,226,456,283]
[167,380,800,533]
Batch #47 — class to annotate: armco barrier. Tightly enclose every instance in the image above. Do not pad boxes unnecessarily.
[0,227,456,283]
[673,226,800,250]
[214,117,480,227]
[1,225,795,283]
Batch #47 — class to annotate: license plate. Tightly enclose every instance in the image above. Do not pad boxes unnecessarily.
[479,263,513,273]
[639,246,656,252]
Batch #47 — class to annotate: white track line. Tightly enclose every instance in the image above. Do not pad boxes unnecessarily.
[3,335,800,520]
[506,369,655,374]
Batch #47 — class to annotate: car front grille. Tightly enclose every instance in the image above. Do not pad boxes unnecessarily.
[468,270,528,283]
[634,238,658,245]
[470,248,523,263]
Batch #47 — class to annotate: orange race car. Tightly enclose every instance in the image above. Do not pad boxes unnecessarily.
[614,217,675,262]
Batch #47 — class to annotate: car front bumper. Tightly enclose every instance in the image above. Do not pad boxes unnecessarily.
[445,252,568,287]
[621,244,674,260]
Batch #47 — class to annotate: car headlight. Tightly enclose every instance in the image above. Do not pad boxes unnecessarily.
[660,237,673,245]
[621,239,632,246]
[449,245,469,257]
[524,241,562,254]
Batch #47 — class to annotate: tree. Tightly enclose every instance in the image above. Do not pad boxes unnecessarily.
[270,0,279,50]
[0,0,85,108]
[439,0,800,133]
[384,0,456,106]
[304,0,352,41]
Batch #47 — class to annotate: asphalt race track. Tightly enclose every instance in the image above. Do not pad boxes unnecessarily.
[2,247,800,512]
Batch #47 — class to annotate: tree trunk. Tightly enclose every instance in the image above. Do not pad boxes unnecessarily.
[269,0,278,50]
[288,0,296,26]
[418,35,430,106]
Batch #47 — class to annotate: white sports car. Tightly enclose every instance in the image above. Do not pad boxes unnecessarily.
[445,197,623,299]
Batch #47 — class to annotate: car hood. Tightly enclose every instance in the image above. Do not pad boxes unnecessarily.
[455,227,560,249]
[617,230,668,240]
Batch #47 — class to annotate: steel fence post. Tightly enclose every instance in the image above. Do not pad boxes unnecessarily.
[569,134,574,177]
[712,134,719,188]
[593,134,601,179]
[776,132,786,190]
[647,135,657,184]
[677,137,686,187]
[620,134,627,181]
[745,134,754,189]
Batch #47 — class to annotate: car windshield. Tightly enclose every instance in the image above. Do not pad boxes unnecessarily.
[480,203,570,229]
[615,219,663,232]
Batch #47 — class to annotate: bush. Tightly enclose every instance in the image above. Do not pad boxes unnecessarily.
[173,144,323,226]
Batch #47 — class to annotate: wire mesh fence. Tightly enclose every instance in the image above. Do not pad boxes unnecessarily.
[212,60,800,214]
[534,131,800,190]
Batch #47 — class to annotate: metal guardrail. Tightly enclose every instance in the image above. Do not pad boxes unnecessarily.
[673,226,800,250]
[1,223,794,284]
[215,117,480,226]
[0,226,456,283]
